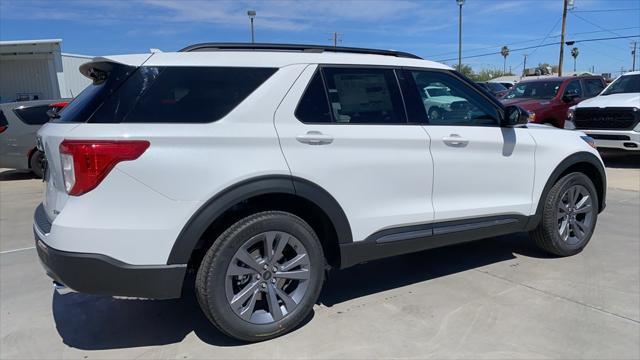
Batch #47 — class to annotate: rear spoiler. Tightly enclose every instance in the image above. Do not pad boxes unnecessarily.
[79,54,154,80]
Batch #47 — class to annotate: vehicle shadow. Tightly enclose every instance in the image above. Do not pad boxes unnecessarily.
[52,232,549,350]
[0,169,37,181]
[600,151,640,169]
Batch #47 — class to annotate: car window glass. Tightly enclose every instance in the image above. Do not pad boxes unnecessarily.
[321,67,406,124]
[13,105,50,125]
[505,81,562,100]
[601,74,640,95]
[91,66,277,123]
[564,80,582,97]
[584,79,604,97]
[295,70,331,123]
[408,70,499,126]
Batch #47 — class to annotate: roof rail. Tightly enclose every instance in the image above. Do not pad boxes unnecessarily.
[178,43,422,59]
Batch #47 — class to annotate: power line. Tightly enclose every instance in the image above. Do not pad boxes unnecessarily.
[437,35,640,62]
[572,8,640,13]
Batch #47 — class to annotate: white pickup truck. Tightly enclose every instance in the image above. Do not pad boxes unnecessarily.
[566,71,640,151]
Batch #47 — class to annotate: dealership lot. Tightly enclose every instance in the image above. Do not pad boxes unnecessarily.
[1,155,639,359]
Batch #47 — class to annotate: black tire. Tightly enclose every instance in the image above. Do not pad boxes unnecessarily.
[29,150,44,179]
[530,172,599,256]
[195,211,324,342]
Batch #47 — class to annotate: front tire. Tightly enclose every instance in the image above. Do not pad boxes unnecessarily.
[530,172,598,256]
[195,211,324,341]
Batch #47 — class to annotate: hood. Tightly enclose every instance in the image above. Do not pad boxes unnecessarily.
[427,95,467,103]
[501,97,553,111]
[575,93,640,109]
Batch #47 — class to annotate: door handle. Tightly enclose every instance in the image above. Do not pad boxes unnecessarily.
[443,134,469,147]
[296,131,334,145]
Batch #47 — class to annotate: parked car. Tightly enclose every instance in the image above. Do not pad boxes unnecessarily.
[501,75,606,128]
[0,100,68,177]
[565,71,640,151]
[35,43,606,342]
[420,84,470,121]
[476,81,509,98]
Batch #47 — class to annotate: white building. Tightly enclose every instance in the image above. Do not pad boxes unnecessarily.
[0,39,92,103]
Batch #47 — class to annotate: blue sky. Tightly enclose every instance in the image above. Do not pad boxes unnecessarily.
[1,0,638,75]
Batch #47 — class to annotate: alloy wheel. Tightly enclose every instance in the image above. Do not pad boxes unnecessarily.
[557,184,594,245]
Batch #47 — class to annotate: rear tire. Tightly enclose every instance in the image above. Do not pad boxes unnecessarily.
[195,211,324,342]
[529,172,598,256]
[29,150,44,178]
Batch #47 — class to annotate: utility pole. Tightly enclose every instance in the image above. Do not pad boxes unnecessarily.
[457,0,465,70]
[632,41,637,71]
[558,0,569,76]
[329,32,343,47]
[522,54,528,78]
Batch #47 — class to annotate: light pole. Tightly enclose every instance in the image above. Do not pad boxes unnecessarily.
[247,10,256,43]
[456,0,465,71]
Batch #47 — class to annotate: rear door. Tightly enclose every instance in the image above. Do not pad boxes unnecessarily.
[403,69,536,221]
[275,65,434,242]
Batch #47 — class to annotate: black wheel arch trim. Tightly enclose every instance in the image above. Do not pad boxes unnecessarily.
[166,175,352,265]
[526,151,606,230]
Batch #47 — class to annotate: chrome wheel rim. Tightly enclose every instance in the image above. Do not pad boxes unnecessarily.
[225,231,311,324]
[557,184,594,245]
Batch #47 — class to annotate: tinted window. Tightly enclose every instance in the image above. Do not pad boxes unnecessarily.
[505,80,562,100]
[321,67,406,124]
[408,70,499,126]
[0,110,7,128]
[584,79,605,97]
[602,74,640,95]
[486,82,507,92]
[90,66,277,123]
[564,80,582,97]
[295,70,331,123]
[13,105,50,125]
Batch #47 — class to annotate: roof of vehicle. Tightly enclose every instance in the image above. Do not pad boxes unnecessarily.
[517,75,603,83]
[82,43,451,73]
[620,71,640,76]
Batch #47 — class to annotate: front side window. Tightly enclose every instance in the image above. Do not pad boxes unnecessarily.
[601,74,640,95]
[505,80,562,100]
[90,66,277,123]
[321,67,406,124]
[564,80,582,98]
[408,70,499,126]
[584,79,605,97]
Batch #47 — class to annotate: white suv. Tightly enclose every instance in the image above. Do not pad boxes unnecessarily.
[34,43,607,341]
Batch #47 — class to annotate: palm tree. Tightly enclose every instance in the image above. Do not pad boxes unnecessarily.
[571,47,579,72]
[500,46,510,74]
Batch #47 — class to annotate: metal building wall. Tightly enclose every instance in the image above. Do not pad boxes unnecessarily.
[0,54,58,102]
[61,54,92,98]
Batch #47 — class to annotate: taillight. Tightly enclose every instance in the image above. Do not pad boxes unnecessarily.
[59,140,150,196]
[0,125,7,134]
[49,101,69,109]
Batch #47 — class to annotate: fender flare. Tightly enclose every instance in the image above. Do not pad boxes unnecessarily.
[166,175,352,265]
[527,151,606,229]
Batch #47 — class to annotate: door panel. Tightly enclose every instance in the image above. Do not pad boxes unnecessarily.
[275,65,434,242]
[405,69,536,221]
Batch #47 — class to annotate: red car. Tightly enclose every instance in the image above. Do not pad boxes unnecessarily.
[501,76,606,128]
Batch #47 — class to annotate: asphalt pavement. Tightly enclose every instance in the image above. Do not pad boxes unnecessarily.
[1,154,638,359]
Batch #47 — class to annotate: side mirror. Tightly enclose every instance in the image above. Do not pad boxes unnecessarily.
[502,105,530,127]
[562,93,580,103]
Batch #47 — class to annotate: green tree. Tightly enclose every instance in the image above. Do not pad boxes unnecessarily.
[453,63,474,78]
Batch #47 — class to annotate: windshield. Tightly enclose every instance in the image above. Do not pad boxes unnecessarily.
[425,87,452,97]
[601,74,640,95]
[486,82,507,92]
[504,80,562,100]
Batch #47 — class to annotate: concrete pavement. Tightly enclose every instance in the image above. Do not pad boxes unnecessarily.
[1,155,638,359]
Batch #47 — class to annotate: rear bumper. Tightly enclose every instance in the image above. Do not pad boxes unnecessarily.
[34,204,186,299]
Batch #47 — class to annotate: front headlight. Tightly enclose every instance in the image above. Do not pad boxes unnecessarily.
[565,108,576,129]
[580,135,597,149]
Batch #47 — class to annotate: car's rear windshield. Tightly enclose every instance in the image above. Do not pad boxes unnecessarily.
[485,82,507,92]
[55,63,277,123]
[601,74,640,95]
[13,105,51,125]
[504,80,562,100]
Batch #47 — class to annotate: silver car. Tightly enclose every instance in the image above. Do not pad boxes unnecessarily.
[0,99,68,177]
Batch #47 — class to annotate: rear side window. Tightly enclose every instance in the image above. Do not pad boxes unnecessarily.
[13,105,50,125]
[584,79,605,97]
[321,67,407,124]
[295,70,332,123]
[90,66,277,123]
[564,80,582,97]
